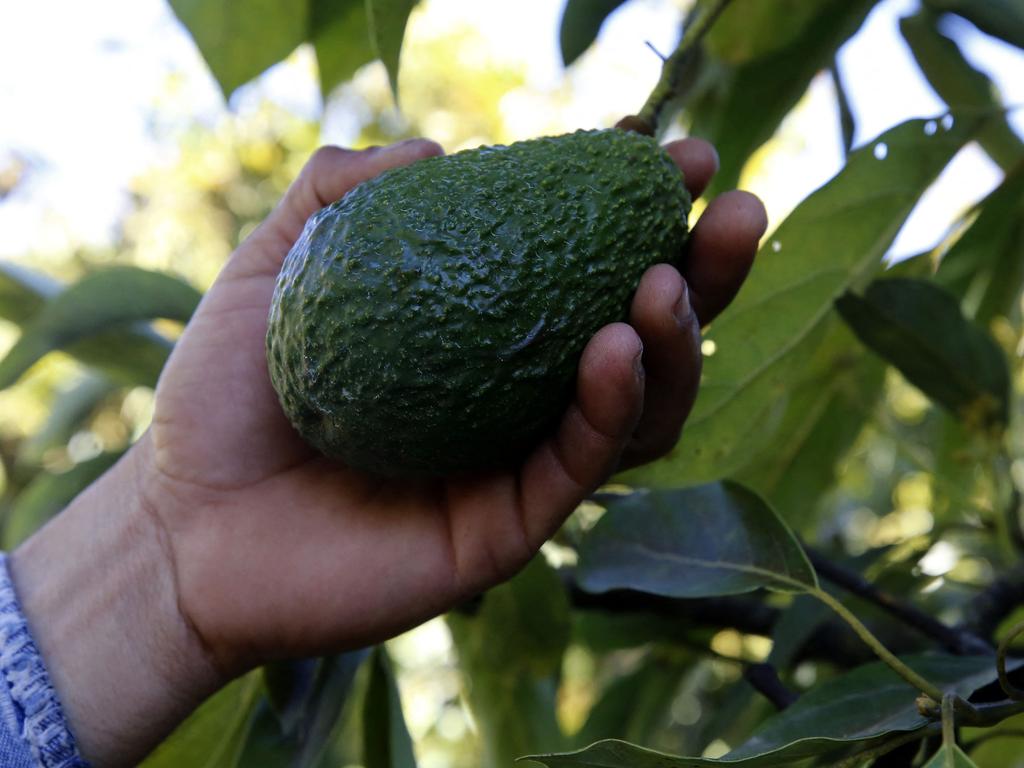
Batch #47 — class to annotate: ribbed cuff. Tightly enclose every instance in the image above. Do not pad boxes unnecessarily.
[0,554,89,768]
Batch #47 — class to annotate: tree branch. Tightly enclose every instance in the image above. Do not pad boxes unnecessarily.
[634,0,733,134]
[805,546,993,656]
[743,663,798,710]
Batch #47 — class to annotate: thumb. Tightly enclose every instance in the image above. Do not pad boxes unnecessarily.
[265,139,445,254]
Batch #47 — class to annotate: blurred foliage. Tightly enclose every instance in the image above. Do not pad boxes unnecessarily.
[2,0,1024,766]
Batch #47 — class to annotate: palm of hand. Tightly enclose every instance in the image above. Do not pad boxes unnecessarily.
[140,138,763,674]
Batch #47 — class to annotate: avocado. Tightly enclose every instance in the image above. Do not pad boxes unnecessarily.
[266,129,691,476]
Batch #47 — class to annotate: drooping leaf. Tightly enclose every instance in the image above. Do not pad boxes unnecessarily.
[311,0,376,98]
[2,451,124,549]
[573,655,687,748]
[622,115,979,488]
[559,0,629,67]
[901,10,1024,172]
[0,261,175,386]
[922,744,980,767]
[168,0,309,98]
[0,261,58,323]
[733,316,885,533]
[366,0,418,102]
[141,672,262,768]
[527,655,1012,767]
[240,651,370,768]
[0,266,201,390]
[15,372,117,468]
[576,482,817,599]
[362,646,416,768]
[836,277,1010,431]
[935,161,1024,324]
[703,0,823,64]
[263,658,322,736]
[448,556,569,768]
[691,0,875,196]
[924,0,1024,50]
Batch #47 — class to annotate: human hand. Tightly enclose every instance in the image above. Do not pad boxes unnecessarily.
[11,135,766,766]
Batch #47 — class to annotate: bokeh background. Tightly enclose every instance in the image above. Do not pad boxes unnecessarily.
[1,1,1023,765]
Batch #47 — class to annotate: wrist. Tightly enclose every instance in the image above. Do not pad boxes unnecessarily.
[8,433,223,767]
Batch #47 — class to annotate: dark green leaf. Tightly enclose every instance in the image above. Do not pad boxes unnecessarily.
[0,266,200,390]
[168,0,308,98]
[704,0,823,64]
[448,556,569,767]
[924,0,1024,50]
[573,656,686,748]
[528,655,1011,767]
[836,277,1010,430]
[901,10,1024,171]
[559,0,629,67]
[733,317,885,534]
[922,744,980,767]
[311,0,376,98]
[622,115,979,487]
[2,451,124,549]
[141,672,262,768]
[691,0,876,196]
[362,646,416,768]
[576,482,817,598]
[15,372,117,468]
[935,161,1024,324]
[263,658,321,736]
[366,0,418,102]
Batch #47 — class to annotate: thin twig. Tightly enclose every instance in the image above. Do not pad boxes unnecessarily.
[805,547,993,656]
[635,0,734,134]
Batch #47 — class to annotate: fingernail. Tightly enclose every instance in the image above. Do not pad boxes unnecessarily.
[674,285,692,326]
[633,342,645,380]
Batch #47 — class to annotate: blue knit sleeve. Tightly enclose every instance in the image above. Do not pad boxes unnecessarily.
[0,554,89,768]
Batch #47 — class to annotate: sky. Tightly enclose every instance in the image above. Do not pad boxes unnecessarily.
[0,0,1023,262]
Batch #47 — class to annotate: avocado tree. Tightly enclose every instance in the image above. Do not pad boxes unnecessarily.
[1,0,1023,766]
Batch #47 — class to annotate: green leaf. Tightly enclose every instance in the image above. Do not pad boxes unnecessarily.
[0,266,201,391]
[15,372,117,468]
[704,0,823,64]
[2,451,124,549]
[573,656,687,748]
[935,161,1024,324]
[733,317,885,534]
[366,0,418,102]
[448,556,569,767]
[836,277,1010,430]
[0,261,175,387]
[924,0,1024,50]
[168,0,308,98]
[576,482,817,598]
[362,646,416,768]
[240,651,370,768]
[0,261,58,323]
[692,0,876,196]
[901,10,1024,172]
[559,0,629,67]
[528,655,1009,767]
[311,0,376,98]
[141,672,262,768]
[922,744,980,767]
[622,115,979,488]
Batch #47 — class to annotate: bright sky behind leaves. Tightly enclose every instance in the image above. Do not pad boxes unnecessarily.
[0,0,1022,261]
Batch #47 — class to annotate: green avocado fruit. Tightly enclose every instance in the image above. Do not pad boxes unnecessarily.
[266,128,692,476]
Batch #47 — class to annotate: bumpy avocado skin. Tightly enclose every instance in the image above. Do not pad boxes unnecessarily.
[266,129,691,476]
